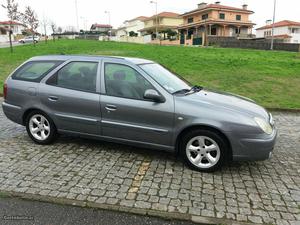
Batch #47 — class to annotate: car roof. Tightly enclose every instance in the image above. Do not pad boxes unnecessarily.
[29,55,155,65]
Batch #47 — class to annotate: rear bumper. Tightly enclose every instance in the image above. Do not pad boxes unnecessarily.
[2,102,23,125]
[229,128,277,161]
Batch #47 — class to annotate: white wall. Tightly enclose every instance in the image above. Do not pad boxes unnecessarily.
[117,19,145,37]
[256,26,300,43]
[126,20,145,36]
[116,29,127,37]
[256,27,288,38]
[291,33,300,43]
[0,34,14,42]
[112,34,152,44]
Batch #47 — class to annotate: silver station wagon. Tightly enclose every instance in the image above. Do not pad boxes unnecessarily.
[2,55,277,172]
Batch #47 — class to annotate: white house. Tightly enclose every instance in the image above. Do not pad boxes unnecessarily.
[256,20,300,43]
[0,20,26,35]
[116,16,148,37]
[90,24,112,33]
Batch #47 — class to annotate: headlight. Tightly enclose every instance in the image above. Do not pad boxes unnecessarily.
[254,117,273,135]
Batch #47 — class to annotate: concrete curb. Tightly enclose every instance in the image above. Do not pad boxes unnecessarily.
[267,108,300,113]
[0,190,261,225]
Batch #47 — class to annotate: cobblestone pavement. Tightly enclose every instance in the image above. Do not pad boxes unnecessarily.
[0,102,299,225]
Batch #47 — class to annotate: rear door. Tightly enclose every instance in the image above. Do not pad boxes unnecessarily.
[39,59,101,135]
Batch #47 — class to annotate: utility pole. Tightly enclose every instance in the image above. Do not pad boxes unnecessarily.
[75,0,79,31]
[150,1,158,40]
[105,11,111,40]
[270,0,277,50]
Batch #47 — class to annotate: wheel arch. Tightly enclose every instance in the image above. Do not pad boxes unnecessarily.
[175,124,233,160]
[22,108,53,126]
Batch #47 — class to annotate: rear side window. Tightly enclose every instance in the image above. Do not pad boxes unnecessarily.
[47,61,98,92]
[12,61,62,82]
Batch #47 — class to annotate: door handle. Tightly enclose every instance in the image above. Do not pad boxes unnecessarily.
[105,104,117,112]
[48,96,58,101]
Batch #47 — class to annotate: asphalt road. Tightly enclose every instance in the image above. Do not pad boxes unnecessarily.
[0,42,28,48]
[0,197,198,225]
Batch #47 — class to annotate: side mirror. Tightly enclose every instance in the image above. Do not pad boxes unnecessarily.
[144,89,165,103]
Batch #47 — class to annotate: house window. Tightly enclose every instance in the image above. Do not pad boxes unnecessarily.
[187,17,194,24]
[291,28,299,33]
[235,28,240,34]
[219,13,225,20]
[202,14,208,20]
[186,30,194,39]
[236,15,241,21]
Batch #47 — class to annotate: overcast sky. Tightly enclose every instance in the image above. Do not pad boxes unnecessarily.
[0,0,299,33]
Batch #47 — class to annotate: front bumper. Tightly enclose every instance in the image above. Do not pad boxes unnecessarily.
[229,127,277,162]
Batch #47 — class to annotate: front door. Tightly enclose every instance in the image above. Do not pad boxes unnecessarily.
[100,60,174,148]
[39,60,101,135]
[180,33,185,45]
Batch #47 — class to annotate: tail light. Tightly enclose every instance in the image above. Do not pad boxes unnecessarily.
[3,83,7,100]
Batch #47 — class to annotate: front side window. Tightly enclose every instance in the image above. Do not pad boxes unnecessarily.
[219,13,225,19]
[139,63,191,94]
[12,61,62,82]
[47,61,98,92]
[104,63,154,100]
[236,15,241,21]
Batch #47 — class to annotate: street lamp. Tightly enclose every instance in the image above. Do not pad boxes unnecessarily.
[150,0,158,40]
[105,11,111,39]
[75,0,79,32]
[270,0,277,50]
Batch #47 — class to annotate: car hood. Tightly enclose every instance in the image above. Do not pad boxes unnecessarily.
[179,88,269,120]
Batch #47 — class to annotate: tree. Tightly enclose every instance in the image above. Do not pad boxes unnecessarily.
[57,26,62,34]
[22,6,39,46]
[40,16,49,43]
[1,0,21,53]
[165,29,177,40]
[129,31,138,37]
[50,21,57,42]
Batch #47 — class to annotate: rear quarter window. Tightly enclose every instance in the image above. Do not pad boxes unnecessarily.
[12,60,63,82]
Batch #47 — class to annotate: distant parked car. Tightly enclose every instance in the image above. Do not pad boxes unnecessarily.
[2,55,277,172]
[18,36,40,44]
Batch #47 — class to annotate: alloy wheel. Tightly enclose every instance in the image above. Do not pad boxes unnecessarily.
[186,136,221,169]
[29,114,50,141]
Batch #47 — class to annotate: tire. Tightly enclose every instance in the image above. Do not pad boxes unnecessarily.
[180,129,229,172]
[25,110,58,145]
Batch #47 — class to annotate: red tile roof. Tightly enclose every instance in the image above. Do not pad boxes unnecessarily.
[134,16,149,21]
[127,16,149,22]
[157,12,180,17]
[181,3,253,16]
[256,20,300,30]
[0,20,25,26]
[274,34,292,39]
[145,12,180,21]
[91,24,112,28]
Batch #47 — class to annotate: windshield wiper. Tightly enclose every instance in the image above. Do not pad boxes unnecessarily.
[189,85,203,92]
[172,85,203,95]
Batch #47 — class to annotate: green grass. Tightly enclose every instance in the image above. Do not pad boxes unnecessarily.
[0,191,10,198]
[0,39,300,109]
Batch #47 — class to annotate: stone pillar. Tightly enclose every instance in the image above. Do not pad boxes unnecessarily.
[209,24,212,35]
[223,25,227,36]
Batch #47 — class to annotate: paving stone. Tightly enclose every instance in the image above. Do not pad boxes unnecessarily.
[248,215,263,224]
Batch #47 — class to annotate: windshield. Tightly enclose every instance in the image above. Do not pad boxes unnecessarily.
[139,63,191,94]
